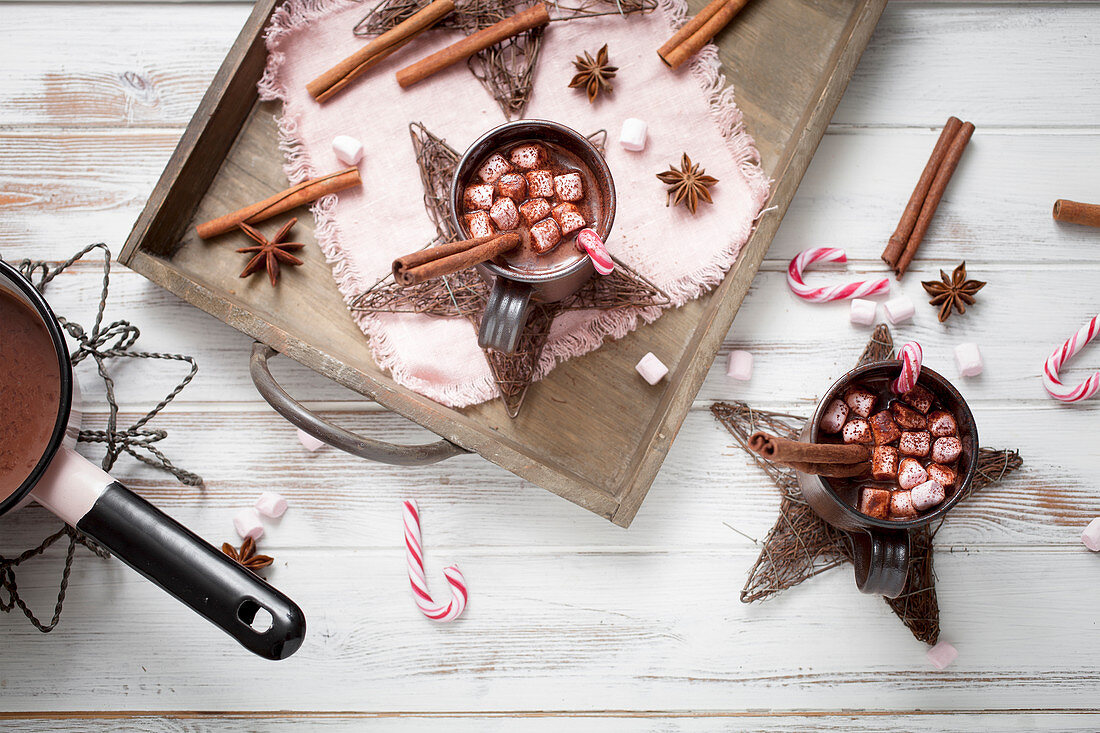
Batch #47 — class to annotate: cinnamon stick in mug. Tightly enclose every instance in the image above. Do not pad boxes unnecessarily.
[196,167,361,239]
[396,3,551,89]
[308,0,455,103]
[1052,199,1100,228]
[393,232,521,286]
[748,432,870,466]
[784,460,871,478]
[657,0,750,70]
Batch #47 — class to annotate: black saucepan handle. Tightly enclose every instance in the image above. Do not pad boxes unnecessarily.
[849,527,910,599]
[76,482,306,660]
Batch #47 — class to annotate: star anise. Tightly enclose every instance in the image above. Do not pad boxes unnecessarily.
[221,536,274,574]
[656,153,719,214]
[569,44,617,103]
[921,261,986,322]
[237,218,305,287]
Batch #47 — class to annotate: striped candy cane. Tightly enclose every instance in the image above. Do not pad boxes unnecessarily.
[1043,314,1100,403]
[787,248,890,302]
[403,500,468,622]
[892,341,923,395]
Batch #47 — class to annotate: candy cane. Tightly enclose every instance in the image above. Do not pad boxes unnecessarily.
[892,341,923,395]
[403,500,468,622]
[787,248,890,302]
[577,228,614,275]
[1042,314,1100,403]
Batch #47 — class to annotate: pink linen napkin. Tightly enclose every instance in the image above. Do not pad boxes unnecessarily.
[259,0,769,407]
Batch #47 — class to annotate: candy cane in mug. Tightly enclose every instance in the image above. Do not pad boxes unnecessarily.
[787,247,890,302]
[1042,313,1100,403]
[576,228,614,275]
[892,341,923,395]
[403,500,468,622]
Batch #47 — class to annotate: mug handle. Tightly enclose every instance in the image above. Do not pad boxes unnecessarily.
[250,343,468,466]
[849,528,910,599]
[31,447,306,660]
[478,277,532,354]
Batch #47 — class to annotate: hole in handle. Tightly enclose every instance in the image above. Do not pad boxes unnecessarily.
[237,598,274,633]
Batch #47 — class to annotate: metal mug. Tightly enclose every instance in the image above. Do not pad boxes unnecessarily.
[0,259,306,659]
[450,119,617,354]
[797,361,979,598]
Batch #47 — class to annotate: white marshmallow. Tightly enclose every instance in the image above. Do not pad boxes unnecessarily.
[1082,517,1100,551]
[636,352,669,385]
[884,295,915,324]
[819,399,849,434]
[619,118,648,152]
[897,458,928,490]
[726,350,753,381]
[849,298,877,326]
[911,479,946,511]
[255,491,288,519]
[233,508,265,541]
[297,428,326,452]
[332,135,363,166]
[926,641,958,669]
[955,342,983,377]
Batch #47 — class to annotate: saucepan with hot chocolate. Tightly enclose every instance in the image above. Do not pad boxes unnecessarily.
[0,259,305,659]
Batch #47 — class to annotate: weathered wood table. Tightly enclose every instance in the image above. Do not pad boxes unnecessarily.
[2,2,1099,729]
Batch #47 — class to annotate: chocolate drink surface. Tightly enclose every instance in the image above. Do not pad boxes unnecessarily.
[0,289,62,499]
[819,376,963,521]
[460,140,602,275]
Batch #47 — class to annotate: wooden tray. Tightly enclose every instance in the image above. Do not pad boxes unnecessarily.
[120,0,885,527]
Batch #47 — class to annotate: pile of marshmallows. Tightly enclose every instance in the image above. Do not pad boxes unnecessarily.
[233,492,288,541]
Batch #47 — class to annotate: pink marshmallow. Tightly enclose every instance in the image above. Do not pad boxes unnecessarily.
[849,298,876,326]
[255,491,288,519]
[911,479,946,511]
[233,508,264,541]
[297,428,326,452]
[636,352,668,385]
[1082,517,1100,551]
[926,641,958,669]
[726,350,753,381]
[884,295,915,325]
[955,342,983,377]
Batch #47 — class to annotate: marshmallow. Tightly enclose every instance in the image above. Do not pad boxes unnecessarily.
[927,463,957,488]
[525,170,555,198]
[463,184,495,211]
[519,197,551,226]
[871,446,899,481]
[869,410,901,444]
[819,399,849,434]
[891,401,926,430]
[465,211,495,239]
[636,352,669,385]
[297,428,326,452]
[897,457,928,490]
[900,384,934,414]
[844,385,877,418]
[726,350,753,381]
[233,508,264,541]
[529,218,562,253]
[926,641,958,669]
[1082,517,1100,551]
[911,479,946,511]
[898,430,931,457]
[489,197,520,230]
[842,418,873,444]
[889,490,918,519]
[849,298,877,326]
[931,436,962,464]
[619,118,648,152]
[551,202,586,235]
[332,135,363,166]
[884,294,915,324]
[255,491,288,519]
[497,173,527,201]
[927,410,957,437]
[554,172,584,202]
[509,143,547,170]
[955,342,983,377]
[477,153,513,184]
[859,487,891,519]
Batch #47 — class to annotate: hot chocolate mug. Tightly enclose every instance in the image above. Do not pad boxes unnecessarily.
[0,259,305,659]
[450,119,616,354]
[796,361,979,598]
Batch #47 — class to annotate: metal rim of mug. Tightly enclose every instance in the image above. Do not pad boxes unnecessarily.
[809,360,979,530]
[449,119,616,284]
[0,259,74,517]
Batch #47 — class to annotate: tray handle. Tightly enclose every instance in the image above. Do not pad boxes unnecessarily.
[250,342,468,466]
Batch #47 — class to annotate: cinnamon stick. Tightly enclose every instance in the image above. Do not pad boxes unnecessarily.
[396,3,550,89]
[748,432,870,466]
[893,120,975,278]
[308,0,455,103]
[657,0,750,70]
[196,167,361,239]
[393,232,521,286]
[784,460,871,479]
[882,116,963,269]
[1053,199,1100,228]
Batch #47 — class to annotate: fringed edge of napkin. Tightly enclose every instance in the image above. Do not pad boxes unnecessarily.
[257,0,770,408]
